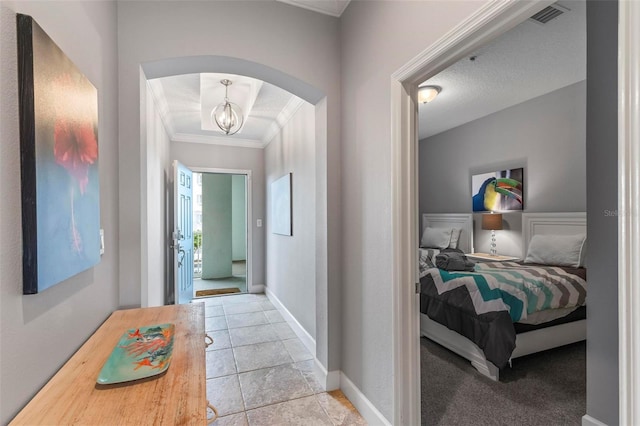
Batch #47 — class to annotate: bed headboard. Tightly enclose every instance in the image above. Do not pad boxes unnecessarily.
[422,213,474,254]
[522,212,587,257]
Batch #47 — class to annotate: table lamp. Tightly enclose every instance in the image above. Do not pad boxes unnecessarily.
[482,213,503,256]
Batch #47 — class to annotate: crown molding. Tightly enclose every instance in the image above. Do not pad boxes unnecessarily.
[261,96,306,147]
[146,80,175,136]
[172,133,263,149]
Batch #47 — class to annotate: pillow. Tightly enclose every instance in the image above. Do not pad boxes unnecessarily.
[524,234,587,268]
[448,228,462,249]
[419,249,438,277]
[420,227,452,249]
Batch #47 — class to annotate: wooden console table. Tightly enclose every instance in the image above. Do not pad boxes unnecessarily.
[10,304,206,425]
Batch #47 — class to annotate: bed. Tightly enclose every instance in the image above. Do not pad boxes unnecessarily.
[419,212,587,381]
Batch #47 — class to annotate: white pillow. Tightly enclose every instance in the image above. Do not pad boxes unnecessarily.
[421,227,452,249]
[449,228,462,249]
[524,234,587,268]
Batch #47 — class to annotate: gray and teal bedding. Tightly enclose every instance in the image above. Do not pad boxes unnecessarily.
[419,262,586,369]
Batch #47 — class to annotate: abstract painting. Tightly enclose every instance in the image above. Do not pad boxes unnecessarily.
[271,173,292,236]
[18,14,100,294]
[472,168,523,212]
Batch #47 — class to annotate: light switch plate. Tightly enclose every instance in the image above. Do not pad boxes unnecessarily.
[257,219,263,228]
[100,229,105,255]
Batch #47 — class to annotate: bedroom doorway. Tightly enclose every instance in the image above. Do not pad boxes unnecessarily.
[414,2,588,424]
[389,1,593,424]
[191,168,252,299]
[393,1,638,425]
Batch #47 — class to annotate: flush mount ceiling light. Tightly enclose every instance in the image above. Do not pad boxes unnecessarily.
[418,85,441,104]
[212,79,244,135]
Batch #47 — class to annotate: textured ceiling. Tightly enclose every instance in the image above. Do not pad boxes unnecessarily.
[419,0,586,140]
[148,73,303,148]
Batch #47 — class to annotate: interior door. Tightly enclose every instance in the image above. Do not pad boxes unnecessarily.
[173,161,194,304]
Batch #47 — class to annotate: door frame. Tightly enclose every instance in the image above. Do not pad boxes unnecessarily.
[390,0,640,424]
[190,167,255,294]
[617,1,640,423]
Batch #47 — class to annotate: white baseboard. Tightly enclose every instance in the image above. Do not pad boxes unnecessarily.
[340,372,392,426]
[264,286,316,355]
[582,415,608,426]
[263,287,389,425]
[249,284,265,294]
[311,358,340,391]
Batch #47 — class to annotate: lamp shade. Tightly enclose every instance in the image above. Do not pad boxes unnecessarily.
[482,213,503,230]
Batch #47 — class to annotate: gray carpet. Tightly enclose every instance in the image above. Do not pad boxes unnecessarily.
[421,337,586,426]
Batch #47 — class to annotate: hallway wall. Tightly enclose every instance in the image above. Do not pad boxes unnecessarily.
[265,102,317,340]
[0,2,120,422]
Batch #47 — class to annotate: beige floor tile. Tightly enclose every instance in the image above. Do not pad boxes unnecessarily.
[206,348,237,378]
[282,338,313,362]
[259,300,276,311]
[264,310,285,324]
[206,305,225,318]
[212,412,248,426]
[245,395,333,425]
[206,316,229,331]
[223,294,265,305]
[227,312,269,329]
[206,330,231,351]
[271,322,296,340]
[229,324,279,347]
[224,302,264,316]
[207,375,245,417]
[239,364,313,410]
[293,360,325,394]
[315,390,367,425]
[233,341,293,373]
[201,297,224,306]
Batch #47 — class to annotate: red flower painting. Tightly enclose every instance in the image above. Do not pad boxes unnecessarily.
[53,74,98,195]
[54,121,97,194]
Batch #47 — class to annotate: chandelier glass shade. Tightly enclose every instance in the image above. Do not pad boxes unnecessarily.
[212,79,244,135]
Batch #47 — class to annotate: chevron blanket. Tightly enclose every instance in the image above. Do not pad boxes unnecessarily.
[428,262,586,322]
[420,262,586,368]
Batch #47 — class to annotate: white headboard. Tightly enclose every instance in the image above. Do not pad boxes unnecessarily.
[522,212,587,256]
[422,213,474,254]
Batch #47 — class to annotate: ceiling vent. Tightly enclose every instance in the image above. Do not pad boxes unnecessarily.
[530,4,568,24]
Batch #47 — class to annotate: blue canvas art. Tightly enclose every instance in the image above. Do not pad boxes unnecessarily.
[18,14,100,294]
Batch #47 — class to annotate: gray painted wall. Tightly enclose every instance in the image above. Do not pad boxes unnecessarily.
[340,1,492,419]
[265,102,317,340]
[170,143,265,286]
[232,175,247,261]
[0,2,119,423]
[419,81,587,257]
[586,1,618,424]
[202,174,233,279]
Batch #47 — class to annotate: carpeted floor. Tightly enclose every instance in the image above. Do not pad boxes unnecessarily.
[421,337,586,426]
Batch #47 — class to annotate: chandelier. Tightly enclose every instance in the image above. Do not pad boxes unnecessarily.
[211,79,244,135]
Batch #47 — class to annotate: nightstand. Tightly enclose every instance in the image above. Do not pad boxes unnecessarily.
[466,253,520,262]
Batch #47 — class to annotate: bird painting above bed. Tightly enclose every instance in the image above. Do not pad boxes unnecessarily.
[472,168,523,212]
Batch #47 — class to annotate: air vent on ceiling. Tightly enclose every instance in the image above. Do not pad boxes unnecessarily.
[530,4,568,24]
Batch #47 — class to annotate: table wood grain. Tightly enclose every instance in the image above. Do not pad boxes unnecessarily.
[10,304,207,425]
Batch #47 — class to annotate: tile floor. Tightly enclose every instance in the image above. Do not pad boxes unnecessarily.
[193,293,366,425]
